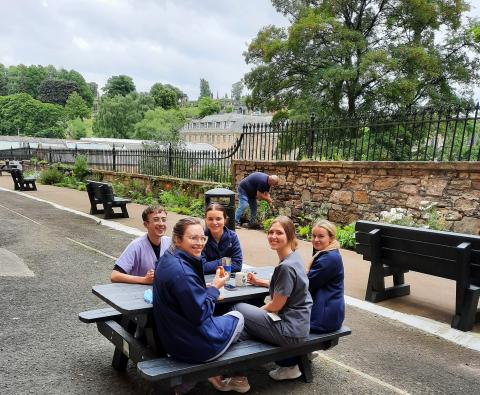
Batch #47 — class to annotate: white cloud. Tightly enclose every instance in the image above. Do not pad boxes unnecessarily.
[1,0,478,101]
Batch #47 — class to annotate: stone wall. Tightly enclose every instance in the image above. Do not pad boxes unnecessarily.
[232,160,480,235]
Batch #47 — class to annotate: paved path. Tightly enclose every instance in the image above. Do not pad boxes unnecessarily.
[0,175,478,334]
[1,189,479,394]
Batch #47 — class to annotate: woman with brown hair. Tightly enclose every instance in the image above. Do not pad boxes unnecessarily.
[232,216,312,368]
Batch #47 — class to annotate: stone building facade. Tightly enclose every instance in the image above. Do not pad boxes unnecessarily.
[180,113,272,150]
[232,160,480,235]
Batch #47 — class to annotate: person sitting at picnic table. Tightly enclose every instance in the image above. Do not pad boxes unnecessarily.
[202,202,243,274]
[234,171,279,229]
[268,219,345,380]
[110,205,171,284]
[153,217,250,394]
[232,216,313,379]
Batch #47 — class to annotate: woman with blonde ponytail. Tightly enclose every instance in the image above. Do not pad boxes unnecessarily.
[269,219,345,381]
[307,219,344,333]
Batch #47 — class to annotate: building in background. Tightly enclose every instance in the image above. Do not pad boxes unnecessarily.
[180,113,272,150]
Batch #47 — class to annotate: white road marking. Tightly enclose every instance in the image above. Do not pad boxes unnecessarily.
[65,237,117,260]
[318,353,411,394]
[0,203,42,225]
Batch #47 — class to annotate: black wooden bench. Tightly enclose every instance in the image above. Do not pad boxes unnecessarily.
[137,327,351,387]
[355,220,480,331]
[86,180,131,219]
[10,168,37,191]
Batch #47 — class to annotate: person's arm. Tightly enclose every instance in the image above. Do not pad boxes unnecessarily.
[230,233,243,272]
[256,191,273,205]
[308,252,341,291]
[246,272,270,287]
[111,268,154,284]
[262,293,288,313]
[174,269,229,325]
[201,242,222,274]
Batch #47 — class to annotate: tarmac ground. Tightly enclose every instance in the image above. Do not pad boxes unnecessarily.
[0,175,479,394]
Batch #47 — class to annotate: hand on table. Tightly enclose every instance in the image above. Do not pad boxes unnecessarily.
[143,269,154,285]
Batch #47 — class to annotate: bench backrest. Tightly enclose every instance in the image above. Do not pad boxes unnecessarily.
[355,220,480,286]
[86,180,115,203]
[10,168,24,182]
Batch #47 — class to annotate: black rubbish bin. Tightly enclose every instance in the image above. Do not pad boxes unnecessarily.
[204,187,236,231]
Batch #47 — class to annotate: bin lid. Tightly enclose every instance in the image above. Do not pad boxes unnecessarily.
[205,187,235,197]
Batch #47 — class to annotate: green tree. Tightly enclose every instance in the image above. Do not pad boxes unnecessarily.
[88,82,98,98]
[198,97,221,117]
[67,117,87,139]
[165,84,187,102]
[103,75,136,97]
[133,107,185,142]
[92,93,143,138]
[231,81,243,102]
[150,83,178,109]
[244,0,480,117]
[56,68,94,107]
[6,64,48,98]
[65,92,90,120]
[0,64,7,96]
[0,93,66,137]
[37,79,79,106]
[199,78,212,99]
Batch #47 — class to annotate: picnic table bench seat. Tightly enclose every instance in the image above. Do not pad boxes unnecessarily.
[355,220,480,332]
[10,168,37,191]
[78,307,122,323]
[137,327,351,386]
[86,180,130,219]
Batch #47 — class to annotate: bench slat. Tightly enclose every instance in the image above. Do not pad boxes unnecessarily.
[138,327,351,382]
[79,307,122,323]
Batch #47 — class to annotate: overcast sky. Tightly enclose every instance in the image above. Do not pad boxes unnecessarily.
[1,0,479,101]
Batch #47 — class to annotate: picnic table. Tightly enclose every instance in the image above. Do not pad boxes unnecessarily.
[80,266,351,388]
[83,267,274,369]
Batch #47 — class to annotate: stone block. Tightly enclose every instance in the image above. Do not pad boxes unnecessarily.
[423,178,448,196]
[373,178,398,191]
[329,190,353,205]
[453,216,480,235]
[353,191,369,204]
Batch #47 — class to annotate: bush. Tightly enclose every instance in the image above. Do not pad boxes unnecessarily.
[73,154,89,181]
[336,223,356,250]
[39,166,65,185]
[262,217,275,232]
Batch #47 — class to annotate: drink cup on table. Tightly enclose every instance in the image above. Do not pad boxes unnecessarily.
[221,257,232,276]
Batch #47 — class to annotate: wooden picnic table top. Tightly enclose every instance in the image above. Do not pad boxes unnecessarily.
[92,266,274,315]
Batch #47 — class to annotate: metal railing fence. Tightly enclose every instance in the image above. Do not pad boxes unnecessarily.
[1,104,479,183]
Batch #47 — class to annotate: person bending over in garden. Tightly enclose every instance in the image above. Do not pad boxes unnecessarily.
[110,205,171,284]
[153,218,249,394]
[202,202,243,274]
[268,219,345,381]
[232,216,312,380]
[234,171,278,229]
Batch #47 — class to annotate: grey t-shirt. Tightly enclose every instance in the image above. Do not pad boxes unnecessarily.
[269,250,313,338]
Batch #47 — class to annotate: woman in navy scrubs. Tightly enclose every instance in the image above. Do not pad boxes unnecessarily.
[202,202,243,274]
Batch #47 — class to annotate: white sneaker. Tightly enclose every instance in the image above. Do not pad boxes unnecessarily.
[268,365,302,381]
[308,351,320,361]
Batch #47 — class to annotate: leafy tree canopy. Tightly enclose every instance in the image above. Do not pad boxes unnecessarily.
[199,78,212,99]
[231,81,244,102]
[92,92,154,138]
[133,107,185,143]
[37,79,79,106]
[65,92,91,120]
[198,97,221,117]
[244,0,480,117]
[103,75,136,97]
[150,83,179,109]
[0,93,66,137]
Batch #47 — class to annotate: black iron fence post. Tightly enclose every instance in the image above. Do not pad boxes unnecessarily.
[308,114,315,159]
[168,143,173,175]
[112,144,116,171]
[49,147,52,163]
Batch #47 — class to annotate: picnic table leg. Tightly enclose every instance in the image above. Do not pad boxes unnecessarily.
[111,316,136,371]
[298,354,313,383]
